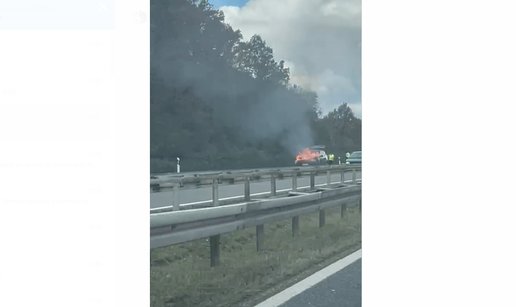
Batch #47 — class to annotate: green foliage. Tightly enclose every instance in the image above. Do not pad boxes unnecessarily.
[150,0,361,172]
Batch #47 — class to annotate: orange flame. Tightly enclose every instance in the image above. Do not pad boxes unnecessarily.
[296,148,318,162]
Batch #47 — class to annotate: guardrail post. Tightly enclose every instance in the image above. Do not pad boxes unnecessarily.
[244,177,250,201]
[359,198,362,214]
[326,170,331,187]
[256,225,264,251]
[341,170,345,183]
[212,179,219,207]
[292,216,299,237]
[352,168,357,184]
[173,183,180,211]
[271,175,276,196]
[319,209,326,228]
[210,235,220,267]
[310,173,315,189]
[341,202,347,218]
[292,173,297,191]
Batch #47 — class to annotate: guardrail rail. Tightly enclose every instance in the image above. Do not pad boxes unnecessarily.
[150,165,362,266]
[150,164,360,208]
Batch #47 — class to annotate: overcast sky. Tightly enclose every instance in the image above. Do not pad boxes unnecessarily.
[212,0,362,118]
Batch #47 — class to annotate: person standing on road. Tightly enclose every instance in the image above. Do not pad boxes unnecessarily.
[328,153,334,166]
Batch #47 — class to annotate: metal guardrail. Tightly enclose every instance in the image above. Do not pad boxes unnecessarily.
[151,165,361,187]
[151,166,312,179]
[150,165,361,211]
[150,165,362,267]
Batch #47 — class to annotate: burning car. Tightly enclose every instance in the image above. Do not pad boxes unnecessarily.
[295,145,328,165]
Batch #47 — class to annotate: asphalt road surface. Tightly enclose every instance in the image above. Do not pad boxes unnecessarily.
[150,172,362,209]
[278,259,362,307]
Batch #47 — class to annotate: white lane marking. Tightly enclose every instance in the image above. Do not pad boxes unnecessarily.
[150,178,361,211]
[254,249,362,307]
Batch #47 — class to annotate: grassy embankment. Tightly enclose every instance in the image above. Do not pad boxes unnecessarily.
[151,205,361,307]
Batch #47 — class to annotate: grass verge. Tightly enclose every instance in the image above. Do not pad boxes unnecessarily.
[151,205,361,307]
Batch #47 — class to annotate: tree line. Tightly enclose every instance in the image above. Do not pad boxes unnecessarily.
[150,0,361,173]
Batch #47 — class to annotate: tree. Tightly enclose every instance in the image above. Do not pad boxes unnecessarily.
[233,35,290,86]
[315,103,361,155]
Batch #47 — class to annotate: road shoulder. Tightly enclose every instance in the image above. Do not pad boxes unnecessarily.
[252,250,362,307]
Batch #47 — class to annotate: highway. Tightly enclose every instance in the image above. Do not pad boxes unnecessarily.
[254,250,362,307]
[278,259,361,307]
[150,171,361,209]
